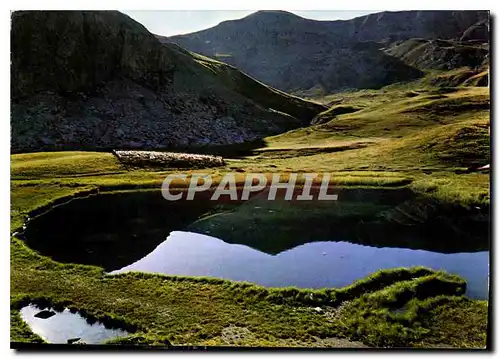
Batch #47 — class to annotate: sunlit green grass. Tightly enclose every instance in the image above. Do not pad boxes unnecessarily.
[11,151,125,179]
[10,82,489,347]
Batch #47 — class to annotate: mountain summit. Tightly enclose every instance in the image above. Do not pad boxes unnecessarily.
[164,10,489,93]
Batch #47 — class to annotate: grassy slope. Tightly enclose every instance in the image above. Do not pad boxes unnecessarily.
[232,86,490,205]
[169,44,327,123]
[10,84,489,348]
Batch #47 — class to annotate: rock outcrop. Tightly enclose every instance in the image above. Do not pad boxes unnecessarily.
[384,38,488,71]
[460,20,489,42]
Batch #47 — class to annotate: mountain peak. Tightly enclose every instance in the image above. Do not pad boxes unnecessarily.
[244,10,305,22]
[251,10,299,16]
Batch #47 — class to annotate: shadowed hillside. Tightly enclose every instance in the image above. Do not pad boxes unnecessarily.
[11,11,325,153]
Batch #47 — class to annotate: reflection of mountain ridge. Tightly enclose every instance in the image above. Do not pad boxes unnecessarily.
[22,189,489,271]
[187,190,489,255]
[188,222,489,255]
[112,231,489,299]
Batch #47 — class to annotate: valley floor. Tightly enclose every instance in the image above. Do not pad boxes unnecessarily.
[10,85,490,348]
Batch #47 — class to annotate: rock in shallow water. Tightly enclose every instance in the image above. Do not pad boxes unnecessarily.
[34,310,56,319]
[67,337,82,344]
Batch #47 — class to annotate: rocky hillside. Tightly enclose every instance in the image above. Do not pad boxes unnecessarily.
[165,10,489,93]
[384,38,488,71]
[11,11,325,153]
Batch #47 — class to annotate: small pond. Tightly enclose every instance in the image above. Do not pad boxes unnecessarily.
[20,304,130,344]
[20,189,490,299]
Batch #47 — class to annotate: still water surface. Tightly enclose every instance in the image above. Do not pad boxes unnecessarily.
[112,231,489,299]
[20,305,130,344]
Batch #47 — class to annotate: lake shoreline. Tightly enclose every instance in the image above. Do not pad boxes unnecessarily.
[11,167,489,348]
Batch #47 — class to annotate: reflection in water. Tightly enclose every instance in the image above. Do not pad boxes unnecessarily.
[112,231,489,300]
[20,304,130,344]
[20,189,489,299]
[21,189,489,271]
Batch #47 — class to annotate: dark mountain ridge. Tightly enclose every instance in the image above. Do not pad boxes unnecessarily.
[164,10,489,93]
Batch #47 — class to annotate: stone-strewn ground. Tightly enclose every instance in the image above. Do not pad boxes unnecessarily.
[113,150,225,168]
